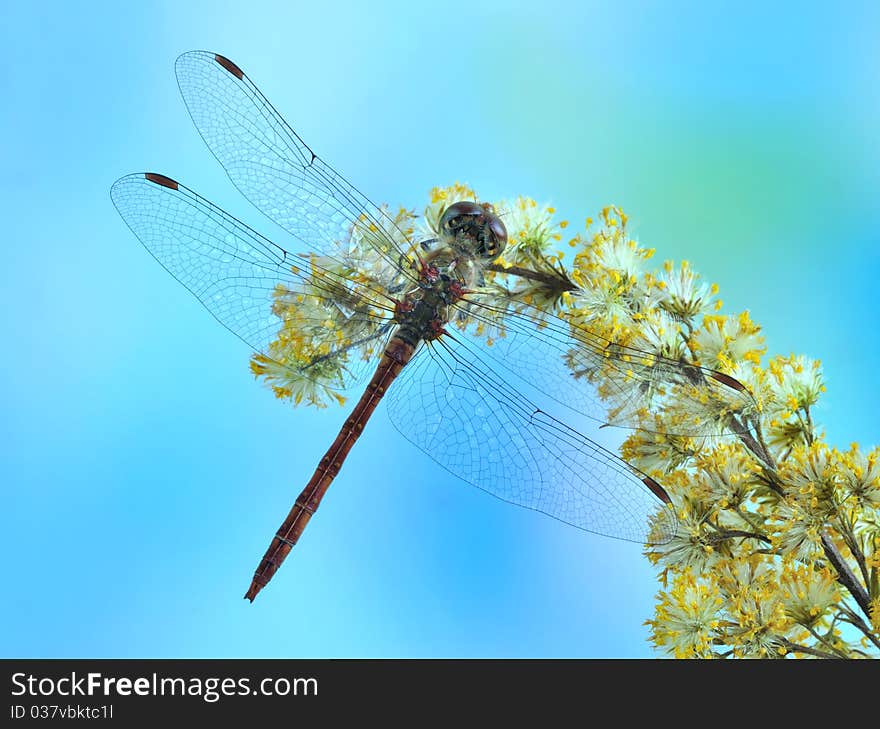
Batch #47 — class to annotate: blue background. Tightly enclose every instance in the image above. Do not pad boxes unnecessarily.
[2,0,878,657]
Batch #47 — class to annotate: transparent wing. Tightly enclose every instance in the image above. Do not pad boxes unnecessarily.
[175,50,415,274]
[111,172,395,392]
[386,335,677,545]
[450,295,758,438]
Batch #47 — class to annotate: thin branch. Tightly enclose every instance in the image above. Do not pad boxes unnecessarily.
[804,405,815,446]
[678,324,699,361]
[837,605,880,650]
[734,505,765,534]
[779,638,840,659]
[806,624,851,659]
[749,413,777,471]
[835,514,870,588]
[729,414,779,480]
[821,533,872,618]
[751,469,786,497]
[486,263,577,292]
[707,529,771,545]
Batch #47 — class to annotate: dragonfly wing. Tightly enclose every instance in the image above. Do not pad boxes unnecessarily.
[111,172,394,392]
[452,296,758,438]
[385,335,677,545]
[175,51,415,271]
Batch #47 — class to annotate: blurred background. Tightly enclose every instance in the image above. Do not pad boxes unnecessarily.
[1,0,877,657]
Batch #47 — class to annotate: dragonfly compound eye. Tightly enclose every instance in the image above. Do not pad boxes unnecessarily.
[439,201,507,260]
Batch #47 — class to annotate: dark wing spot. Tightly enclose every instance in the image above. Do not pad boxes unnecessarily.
[144,173,179,190]
[710,371,747,393]
[642,476,672,505]
[214,53,244,79]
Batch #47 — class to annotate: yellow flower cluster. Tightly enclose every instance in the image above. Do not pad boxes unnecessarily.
[250,186,878,656]
[249,249,403,408]
[564,208,878,658]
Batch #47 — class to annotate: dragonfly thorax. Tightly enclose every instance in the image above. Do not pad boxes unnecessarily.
[392,268,464,346]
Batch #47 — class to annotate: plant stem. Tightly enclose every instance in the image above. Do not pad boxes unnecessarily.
[729,414,778,478]
[750,414,776,469]
[486,263,577,292]
[707,529,771,545]
[734,505,764,534]
[821,533,872,618]
[835,514,871,588]
[837,605,880,650]
[804,405,815,445]
[805,625,850,659]
[779,638,839,659]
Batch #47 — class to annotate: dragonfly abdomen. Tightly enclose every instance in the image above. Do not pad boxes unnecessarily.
[244,336,415,601]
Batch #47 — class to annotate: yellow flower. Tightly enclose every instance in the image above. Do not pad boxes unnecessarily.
[248,185,878,658]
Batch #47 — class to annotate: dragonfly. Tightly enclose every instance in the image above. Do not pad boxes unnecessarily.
[111,51,756,602]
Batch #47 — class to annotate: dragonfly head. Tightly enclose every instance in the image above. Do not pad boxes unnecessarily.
[439,201,507,261]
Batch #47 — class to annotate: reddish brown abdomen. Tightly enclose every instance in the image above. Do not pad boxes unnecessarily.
[244,337,415,601]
